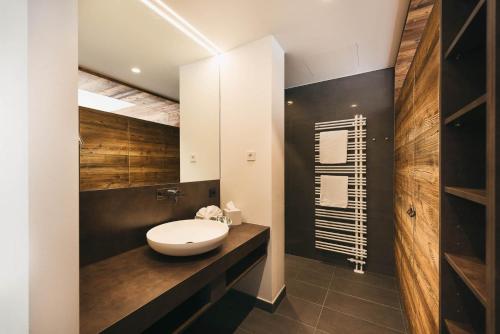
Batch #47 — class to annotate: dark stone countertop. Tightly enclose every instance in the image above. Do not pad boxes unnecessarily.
[80,223,270,334]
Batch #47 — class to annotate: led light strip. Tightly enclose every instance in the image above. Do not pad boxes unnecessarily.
[141,0,222,55]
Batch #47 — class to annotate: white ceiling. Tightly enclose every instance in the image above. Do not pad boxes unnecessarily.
[79,0,409,99]
[79,0,211,101]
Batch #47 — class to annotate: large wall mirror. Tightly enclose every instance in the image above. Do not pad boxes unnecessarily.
[78,0,220,192]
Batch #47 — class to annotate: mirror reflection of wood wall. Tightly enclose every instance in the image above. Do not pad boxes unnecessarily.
[79,69,180,127]
[79,107,180,191]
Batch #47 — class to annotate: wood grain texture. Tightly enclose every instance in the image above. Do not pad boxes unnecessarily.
[444,319,474,334]
[445,186,487,205]
[79,107,180,191]
[394,0,435,102]
[79,70,180,127]
[445,253,487,306]
[129,117,180,187]
[394,2,440,333]
[79,107,130,190]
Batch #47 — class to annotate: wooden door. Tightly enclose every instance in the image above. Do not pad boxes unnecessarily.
[394,2,440,333]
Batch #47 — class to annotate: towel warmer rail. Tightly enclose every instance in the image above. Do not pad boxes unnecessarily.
[314,114,367,273]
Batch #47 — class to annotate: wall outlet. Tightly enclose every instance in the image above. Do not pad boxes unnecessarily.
[246,151,256,161]
[190,153,197,163]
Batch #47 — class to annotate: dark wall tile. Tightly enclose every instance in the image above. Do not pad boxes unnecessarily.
[285,68,395,275]
[80,180,220,266]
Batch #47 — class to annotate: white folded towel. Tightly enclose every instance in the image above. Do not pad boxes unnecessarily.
[195,205,223,220]
[320,175,348,208]
[320,130,348,164]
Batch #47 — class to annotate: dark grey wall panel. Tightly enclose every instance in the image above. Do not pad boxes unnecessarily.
[285,68,395,275]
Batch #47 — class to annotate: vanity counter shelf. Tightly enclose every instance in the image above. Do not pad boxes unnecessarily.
[80,223,269,334]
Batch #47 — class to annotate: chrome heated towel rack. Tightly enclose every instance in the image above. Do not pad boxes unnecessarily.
[314,114,367,273]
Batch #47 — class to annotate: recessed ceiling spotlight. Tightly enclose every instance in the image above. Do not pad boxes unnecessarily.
[287,100,294,105]
[350,104,358,108]
[131,67,141,74]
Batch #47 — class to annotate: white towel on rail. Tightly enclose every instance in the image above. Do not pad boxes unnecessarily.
[320,175,348,208]
[319,130,348,164]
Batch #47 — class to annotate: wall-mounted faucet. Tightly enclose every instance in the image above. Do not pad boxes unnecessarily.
[157,187,183,203]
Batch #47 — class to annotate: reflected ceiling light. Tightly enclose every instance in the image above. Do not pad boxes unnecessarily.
[287,100,294,105]
[78,89,135,112]
[350,104,358,108]
[131,67,141,74]
[141,0,221,55]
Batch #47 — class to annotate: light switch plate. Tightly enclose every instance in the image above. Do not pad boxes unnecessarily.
[246,151,256,161]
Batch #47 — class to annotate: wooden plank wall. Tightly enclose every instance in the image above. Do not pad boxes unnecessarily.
[80,107,179,191]
[394,1,440,333]
[395,0,435,102]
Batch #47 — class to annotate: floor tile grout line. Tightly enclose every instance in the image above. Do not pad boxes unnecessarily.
[287,256,397,281]
[286,256,405,333]
[333,266,398,281]
[287,260,399,292]
[290,276,332,290]
[288,276,331,292]
[327,289,402,311]
[286,265,336,278]
[290,263,398,291]
[330,276,399,292]
[313,269,335,332]
[270,311,317,331]
[286,254,399,282]
[321,303,406,333]
[287,274,400,310]
[283,291,325,307]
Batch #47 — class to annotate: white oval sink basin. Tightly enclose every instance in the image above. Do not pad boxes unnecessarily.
[147,219,229,256]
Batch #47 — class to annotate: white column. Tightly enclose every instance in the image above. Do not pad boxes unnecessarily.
[28,1,79,332]
[0,1,79,332]
[220,36,285,303]
[0,2,29,332]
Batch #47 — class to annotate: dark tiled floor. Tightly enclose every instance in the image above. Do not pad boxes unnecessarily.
[186,254,409,334]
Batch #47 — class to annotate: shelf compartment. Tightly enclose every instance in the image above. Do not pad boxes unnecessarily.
[444,0,486,59]
[145,286,211,333]
[226,243,267,288]
[445,253,486,306]
[445,319,475,334]
[445,187,487,205]
[444,94,486,126]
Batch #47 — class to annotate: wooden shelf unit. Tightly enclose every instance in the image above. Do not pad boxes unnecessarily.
[445,253,487,306]
[444,94,486,125]
[444,319,475,334]
[445,187,487,205]
[440,0,498,333]
[444,0,486,59]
